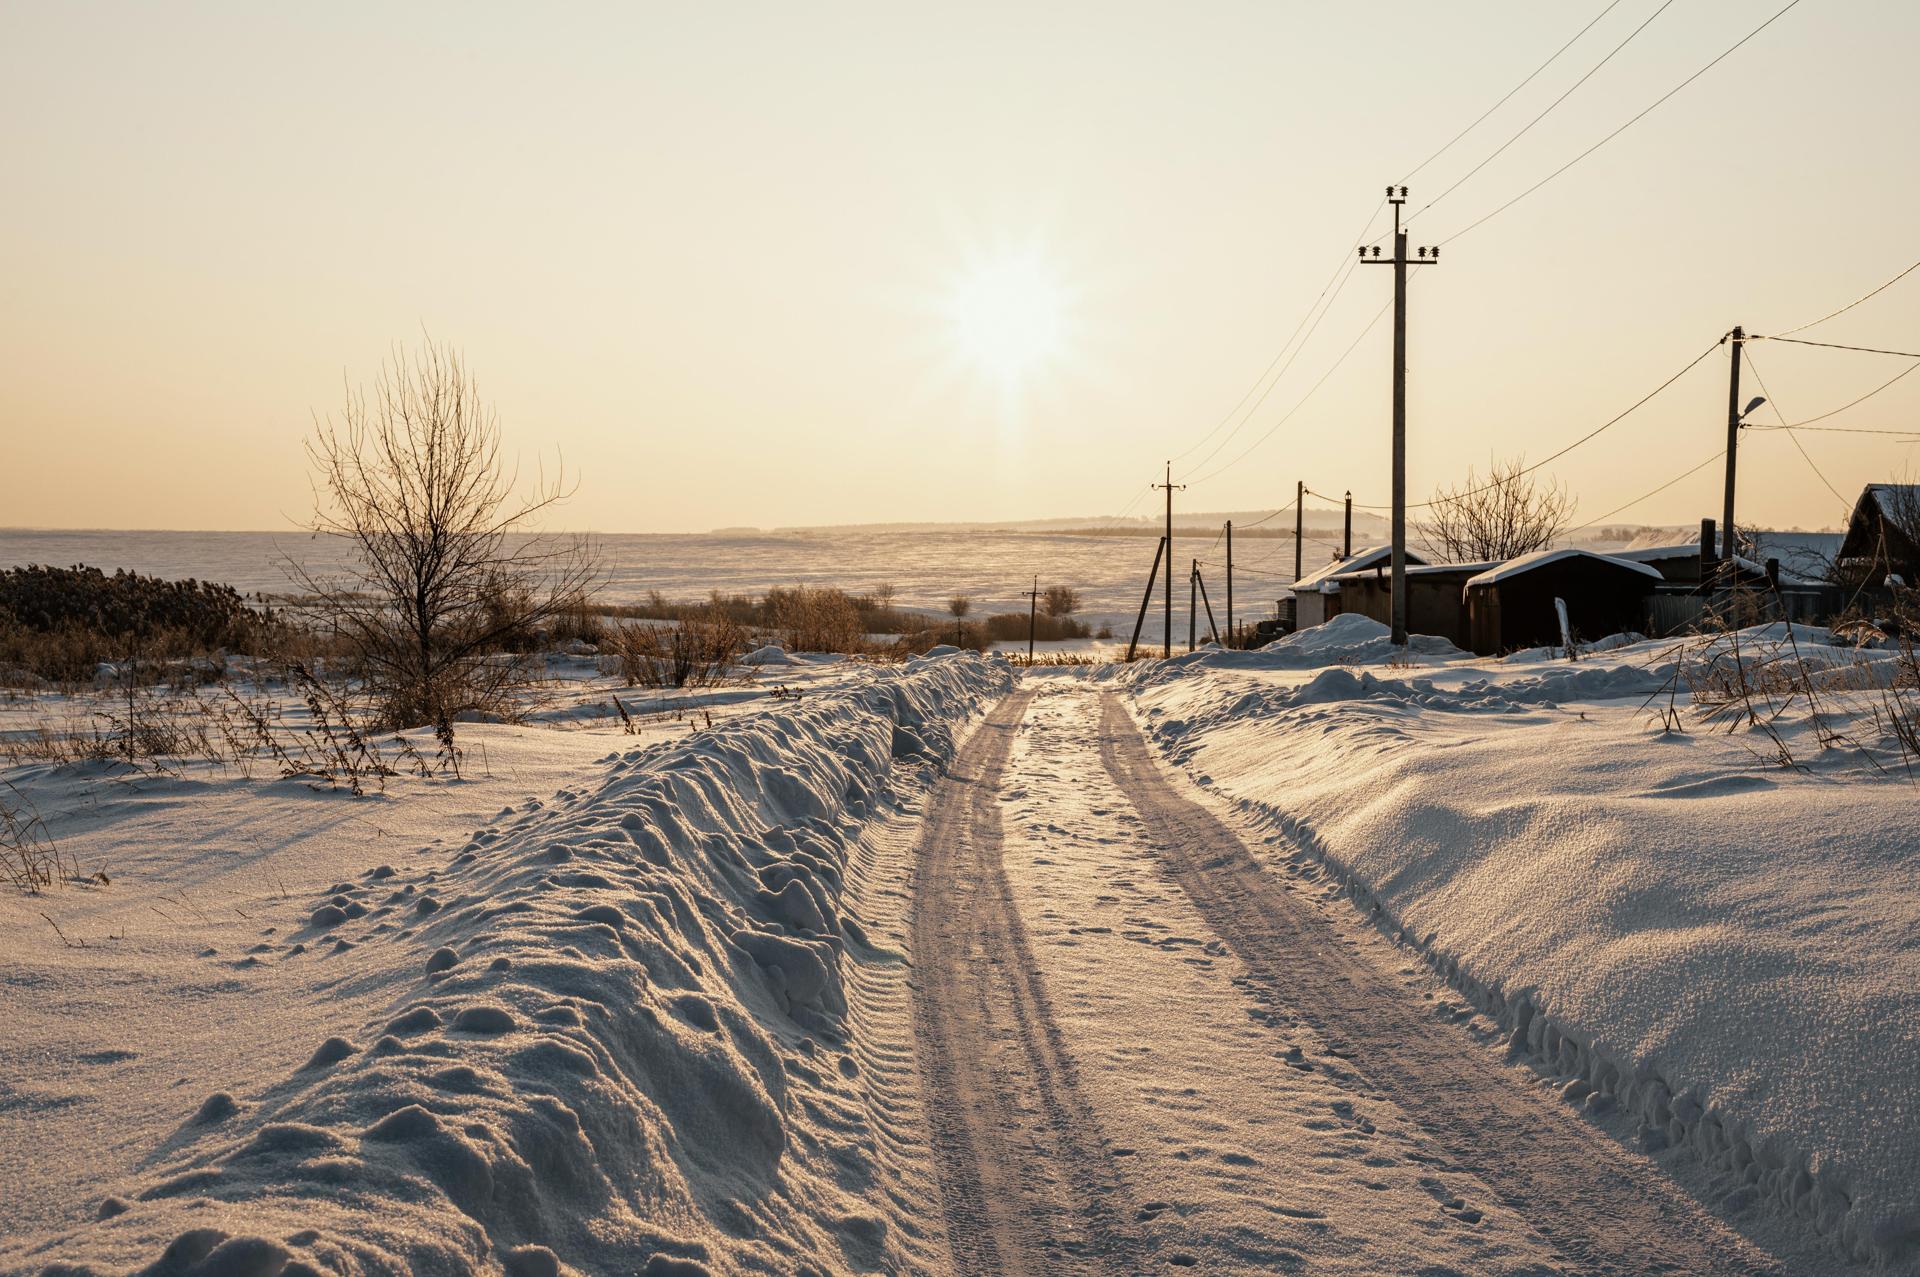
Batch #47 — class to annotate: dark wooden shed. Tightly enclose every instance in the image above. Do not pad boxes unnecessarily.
[1327,562,1493,650]
[1463,550,1663,655]
[1836,484,1920,586]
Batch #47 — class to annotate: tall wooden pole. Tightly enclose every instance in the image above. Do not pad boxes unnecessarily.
[1721,326,1744,567]
[1188,560,1197,653]
[1361,185,1439,646]
[1152,463,1184,658]
[1293,479,1305,584]
[1224,520,1234,648]
[1026,574,1038,663]
[1343,491,1353,559]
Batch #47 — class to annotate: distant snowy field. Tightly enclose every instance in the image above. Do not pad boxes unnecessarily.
[0,528,1216,636]
[1,652,1012,1276]
[1111,615,1920,1271]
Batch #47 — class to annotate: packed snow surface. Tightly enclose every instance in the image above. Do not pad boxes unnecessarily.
[2,654,1013,1277]
[1112,623,1920,1270]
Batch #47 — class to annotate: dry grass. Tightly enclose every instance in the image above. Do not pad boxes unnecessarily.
[600,613,749,689]
[1,781,76,893]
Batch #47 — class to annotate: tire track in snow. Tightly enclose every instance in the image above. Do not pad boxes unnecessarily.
[1096,690,1787,1277]
[911,688,1149,1276]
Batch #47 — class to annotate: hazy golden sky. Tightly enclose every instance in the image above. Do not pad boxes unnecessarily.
[3,1,1915,533]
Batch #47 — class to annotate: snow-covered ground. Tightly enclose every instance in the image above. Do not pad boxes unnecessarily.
[1108,614,1920,1271]
[1,652,1012,1276]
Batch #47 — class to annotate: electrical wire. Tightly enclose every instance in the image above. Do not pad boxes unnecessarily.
[1411,0,1672,224]
[1398,0,1629,185]
[1340,340,1721,510]
[1749,336,1920,360]
[1738,358,1920,429]
[1177,249,1372,476]
[1565,449,1725,536]
[1767,257,1920,338]
[1743,348,1855,514]
[1186,297,1394,487]
[1746,424,1920,438]
[1437,0,1808,246]
[1171,202,1384,465]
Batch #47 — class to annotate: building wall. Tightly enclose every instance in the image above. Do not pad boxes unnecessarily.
[1466,560,1656,654]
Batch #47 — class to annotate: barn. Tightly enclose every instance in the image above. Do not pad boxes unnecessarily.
[1463,549,1663,655]
[1289,545,1426,630]
[1835,483,1920,587]
[1324,561,1493,650]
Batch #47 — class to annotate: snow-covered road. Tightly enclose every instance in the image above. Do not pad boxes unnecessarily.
[909,679,1797,1275]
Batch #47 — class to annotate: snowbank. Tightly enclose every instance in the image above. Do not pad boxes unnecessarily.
[7,654,1013,1277]
[1121,629,1920,1270]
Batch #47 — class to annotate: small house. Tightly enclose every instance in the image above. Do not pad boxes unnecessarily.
[1836,484,1920,587]
[1463,549,1662,655]
[1289,545,1426,629]
[1612,543,1771,589]
[1324,561,1494,650]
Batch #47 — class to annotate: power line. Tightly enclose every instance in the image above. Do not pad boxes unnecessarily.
[1741,358,1920,429]
[1398,0,1629,185]
[1181,5,1642,487]
[1186,297,1394,486]
[1340,340,1721,510]
[1437,0,1808,246]
[1566,448,1724,535]
[1743,348,1854,514]
[1178,253,1370,476]
[1747,424,1920,437]
[1769,257,1920,338]
[1234,495,1296,531]
[1411,0,1673,225]
[1751,336,1920,360]
[1173,204,1384,466]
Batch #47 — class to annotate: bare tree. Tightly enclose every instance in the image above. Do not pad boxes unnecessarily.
[288,337,598,731]
[1415,458,1574,563]
[946,595,972,647]
[1041,585,1079,618]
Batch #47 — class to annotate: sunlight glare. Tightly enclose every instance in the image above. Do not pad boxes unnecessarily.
[943,251,1071,386]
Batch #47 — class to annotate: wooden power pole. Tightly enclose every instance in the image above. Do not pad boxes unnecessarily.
[1293,479,1305,585]
[1152,462,1185,658]
[1343,491,1353,558]
[1361,184,1440,646]
[1188,560,1197,652]
[1224,519,1234,648]
[1721,326,1744,567]
[1024,575,1040,663]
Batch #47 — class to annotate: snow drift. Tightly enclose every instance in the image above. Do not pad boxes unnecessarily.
[1119,626,1920,1271]
[8,654,1013,1277]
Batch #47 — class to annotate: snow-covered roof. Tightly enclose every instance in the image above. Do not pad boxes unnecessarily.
[1612,544,1769,576]
[1745,530,1841,583]
[1463,548,1665,589]
[1325,560,1497,582]
[1291,545,1426,593]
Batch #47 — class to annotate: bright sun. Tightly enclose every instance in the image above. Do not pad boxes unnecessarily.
[943,251,1071,386]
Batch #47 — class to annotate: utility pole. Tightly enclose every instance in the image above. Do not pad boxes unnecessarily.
[1224,520,1234,648]
[1023,575,1040,664]
[1188,560,1197,652]
[1343,491,1353,559]
[1721,326,1744,569]
[1361,185,1440,646]
[1293,479,1305,585]
[1152,462,1185,658]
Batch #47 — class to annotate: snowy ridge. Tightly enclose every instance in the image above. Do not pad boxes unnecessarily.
[9,654,1013,1277]
[1113,620,1920,1272]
